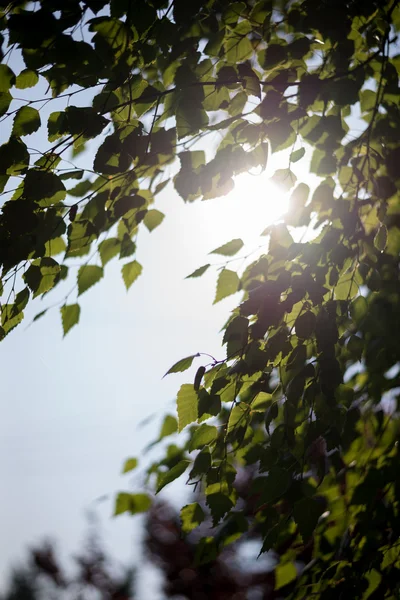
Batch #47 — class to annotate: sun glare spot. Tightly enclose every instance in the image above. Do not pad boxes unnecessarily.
[223,170,291,243]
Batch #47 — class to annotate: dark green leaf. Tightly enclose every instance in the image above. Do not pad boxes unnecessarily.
[194,366,206,391]
[164,354,200,377]
[0,64,15,92]
[293,497,325,542]
[186,264,210,279]
[290,147,305,163]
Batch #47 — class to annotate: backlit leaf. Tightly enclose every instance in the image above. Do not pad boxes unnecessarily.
[77,265,104,296]
[144,209,165,232]
[188,424,218,451]
[214,269,239,304]
[177,384,198,431]
[210,238,244,256]
[122,260,142,290]
[15,69,39,89]
[12,106,41,137]
[60,304,80,336]
[156,459,190,493]
[181,503,205,533]
[122,458,138,473]
[115,492,151,515]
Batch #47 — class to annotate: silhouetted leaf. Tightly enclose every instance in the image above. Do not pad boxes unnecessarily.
[186,264,210,279]
[164,354,200,377]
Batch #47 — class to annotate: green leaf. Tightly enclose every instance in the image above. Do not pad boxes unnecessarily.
[77,265,104,296]
[350,295,368,324]
[23,169,66,206]
[290,147,305,163]
[210,238,244,256]
[223,315,248,358]
[263,466,291,502]
[156,459,190,493]
[206,492,234,526]
[12,106,41,137]
[164,354,199,377]
[15,69,39,89]
[374,224,387,252]
[0,91,12,118]
[194,366,206,391]
[214,269,239,304]
[195,537,218,565]
[293,497,325,542]
[0,64,15,92]
[177,384,198,432]
[335,271,360,300]
[186,264,210,279]
[60,304,80,336]
[295,311,316,339]
[251,392,272,412]
[188,424,218,452]
[68,179,93,197]
[275,562,297,590]
[122,260,142,290]
[159,415,178,439]
[99,238,121,266]
[180,503,205,533]
[114,492,152,515]
[143,209,165,232]
[122,458,138,473]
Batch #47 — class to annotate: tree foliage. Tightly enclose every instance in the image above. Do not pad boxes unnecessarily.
[2,0,400,596]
